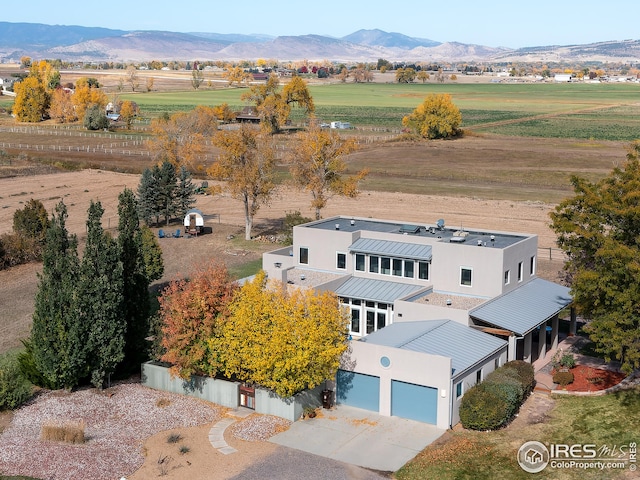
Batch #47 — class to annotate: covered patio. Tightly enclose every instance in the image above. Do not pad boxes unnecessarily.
[469,278,574,364]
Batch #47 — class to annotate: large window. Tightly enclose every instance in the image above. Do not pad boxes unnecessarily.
[337,252,346,270]
[342,298,392,336]
[300,247,308,264]
[369,255,379,273]
[351,309,360,333]
[460,267,472,286]
[392,259,403,277]
[381,257,391,275]
[355,254,365,271]
[366,311,375,334]
[404,261,414,278]
[418,261,429,280]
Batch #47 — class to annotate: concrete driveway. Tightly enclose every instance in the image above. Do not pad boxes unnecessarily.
[269,405,446,472]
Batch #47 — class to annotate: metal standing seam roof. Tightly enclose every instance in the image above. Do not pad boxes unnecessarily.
[349,238,433,261]
[363,320,508,377]
[469,278,572,336]
[334,277,424,304]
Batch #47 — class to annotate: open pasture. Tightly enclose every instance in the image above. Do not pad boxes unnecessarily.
[121,82,640,140]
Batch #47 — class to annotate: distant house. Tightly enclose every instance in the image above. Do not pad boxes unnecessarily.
[235,106,261,123]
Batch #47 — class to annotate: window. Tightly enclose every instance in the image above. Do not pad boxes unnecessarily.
[351,309,360,333]
[518,261,523,282]
[530,255,536,275]
[418,261,429,280]
[456,382,463,398]
[376,312,386,330]
[476,369,482,384]
[504,270,510,285]
[299,247,308,265]
[337,252,346,270]
[494,357,500,369]
[461,267,472,286]
[369,255,379,273]
[366,311,375,334]
[381,257,391,275]
[404,260,414,278]
[355,254,365,271]
[392,259,403,276]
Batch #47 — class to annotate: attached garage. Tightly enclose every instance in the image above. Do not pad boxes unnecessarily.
[391,380,438,424]
[336,370,380,412]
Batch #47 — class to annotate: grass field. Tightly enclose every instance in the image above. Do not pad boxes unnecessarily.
[120,82,640,140]
[397,387,640,480]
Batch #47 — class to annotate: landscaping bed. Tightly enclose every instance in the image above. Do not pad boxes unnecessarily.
[559,365,627,392]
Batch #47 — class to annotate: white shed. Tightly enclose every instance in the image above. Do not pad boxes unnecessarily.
[183,209,205,234]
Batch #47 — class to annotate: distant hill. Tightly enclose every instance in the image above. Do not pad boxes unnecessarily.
[0,22,638,63]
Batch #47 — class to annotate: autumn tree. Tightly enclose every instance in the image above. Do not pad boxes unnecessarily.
[289,121,367,220]
[219,271,349,397]
[159,263,238,379]
[396,67,416,83]
[212,103,236,124]
[191,69,204,89]
[223,66,251,87]
[72,77,109,121]
[241,74,314,134]
[48,88,76,123]
[550,142,640,374]
[12,76,48,122]
[402,93,462,139]
[119,100,137,129]
[417,71,430,83]
[208,124,277,240]
[147,106,218,168]
[13,198,49,245]
[125,65,139,92]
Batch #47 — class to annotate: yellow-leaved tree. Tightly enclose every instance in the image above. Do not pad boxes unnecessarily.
[217,271,349,397]
[147,106,219,168]
[402,93,462,139]
[48,88,77,123]
[289,121,368,220]
[12,60,60,122]
[72,77,108,122]
[207,124,277,240]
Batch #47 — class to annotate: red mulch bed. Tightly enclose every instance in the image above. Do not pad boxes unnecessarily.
[555,365,627,392]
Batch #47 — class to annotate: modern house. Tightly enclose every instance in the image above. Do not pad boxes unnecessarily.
[263,216,573,429]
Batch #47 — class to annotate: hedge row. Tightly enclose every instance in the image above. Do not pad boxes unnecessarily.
[459,360,535,431]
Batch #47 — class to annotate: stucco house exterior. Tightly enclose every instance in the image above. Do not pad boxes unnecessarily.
[262,216,573,429]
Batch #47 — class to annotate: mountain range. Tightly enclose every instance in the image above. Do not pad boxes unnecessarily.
[0,22,638,63]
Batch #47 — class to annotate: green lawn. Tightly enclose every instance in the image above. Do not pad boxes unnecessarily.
[122,82,640,140]
[396,387,640,480]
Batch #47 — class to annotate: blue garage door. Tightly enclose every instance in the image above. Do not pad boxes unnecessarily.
[336,370,380,412]
[391,380,438,424]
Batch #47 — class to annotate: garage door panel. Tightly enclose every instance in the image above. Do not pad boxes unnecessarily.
[391,380,437,424]
[336,370,379,412]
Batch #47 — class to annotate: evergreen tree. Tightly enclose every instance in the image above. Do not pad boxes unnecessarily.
[78,201,125,388]
[137,167,159,226]
[158,161,178,226]
[30,201,86,390]
[139,225,164,282]
[176,166,196,217]
[83,104,109,130]
[118,188,152,371]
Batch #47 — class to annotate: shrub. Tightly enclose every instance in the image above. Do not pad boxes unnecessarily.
[503,360,536,394]
[167,433,182,443]
[17,340,57,390]
[41,419,85,443]
[0,232,41,270]
[459,384,510,431]
[560,353,576,369]
[553,371,574,386]
[0,351,33,410]
[483,369,525,417]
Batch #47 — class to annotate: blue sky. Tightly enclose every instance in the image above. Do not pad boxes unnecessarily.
[2,0,637,48]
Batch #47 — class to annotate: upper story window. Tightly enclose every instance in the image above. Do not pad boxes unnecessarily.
[456,382,463,398]
[418,261,429,280]
[300,247,309,264]
[355,254,365,271]
[504,270,510,285]
[460,267,472,287]
[337,252,346,270]
[530,255,536,275]
[381,257,391,275]
[369,255,379,273]
[518,261,523,282]
[404,261,414,278]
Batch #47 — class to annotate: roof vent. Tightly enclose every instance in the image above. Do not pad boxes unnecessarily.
[335,223,340,230]
[450,236,466,243]
[436,219,445,230]
[399,224,421,234]
[350,219,355,226]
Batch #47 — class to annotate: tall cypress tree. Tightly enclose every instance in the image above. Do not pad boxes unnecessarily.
[78,200,125,388]
[158,161,177,226]
[118,188,152,371]
[137,167,159,226]
[30,201,86,390]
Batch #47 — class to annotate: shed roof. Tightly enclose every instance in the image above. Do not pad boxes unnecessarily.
[349,238,432,261]
[335,277,424,304]
[469,278,572,336]
[363,320,507,377]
